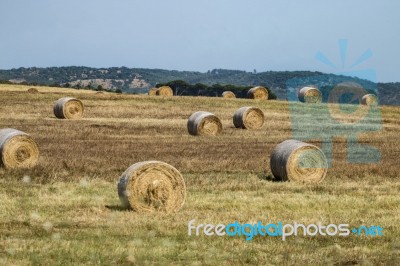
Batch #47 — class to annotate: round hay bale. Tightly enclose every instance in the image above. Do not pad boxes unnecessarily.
[187,111,222,136]
[53,97,84,119]
[0,128,39,169]
[247,86,268,100]
[233,106,264,129]
[148,88,158,96]
[270,139,328,183]
[298,87,322,103]
[27,88,39,94]
[361,94,378,106]
[117,161,186,213]
[156,86,173,96]
[328,82,369,124]
[222,91,236,98]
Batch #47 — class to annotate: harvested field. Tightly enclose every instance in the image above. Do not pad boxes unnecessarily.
[0,84,399,265]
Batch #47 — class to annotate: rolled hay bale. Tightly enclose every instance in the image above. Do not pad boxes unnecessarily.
[156,86,173,96]
[117,161,186,213]
[187,111,222,136]
[222,91,236,98]
[298,86,322,103]
[233,106,264,129]
[0,128,39,169]
[53,97,84,119]
[247,86,268,100]
[27,88,39,94]
[270,139,328,183]
[361,94,378,106]
[148,88,158,96]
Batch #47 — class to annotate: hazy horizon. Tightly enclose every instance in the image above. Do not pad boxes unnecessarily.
[1,0,399,82]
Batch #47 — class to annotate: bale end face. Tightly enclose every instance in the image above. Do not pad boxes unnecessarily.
[117,161,186,213]
[54,97,84,119]
[148,88,158,96]
[247,86,269,100]
[298,87,322,103]
[233,107,264,129]
[270,139,327,183]
[0,128,39,169]
[361,94,378,106]
[156,86,173,97]
[222,91,236,98]
[187,111,222,136]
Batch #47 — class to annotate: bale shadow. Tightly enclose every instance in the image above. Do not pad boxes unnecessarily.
[105,205,131,212]
[258,173,284,183]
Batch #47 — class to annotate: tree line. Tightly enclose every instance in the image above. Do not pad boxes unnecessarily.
[156,80,277,99]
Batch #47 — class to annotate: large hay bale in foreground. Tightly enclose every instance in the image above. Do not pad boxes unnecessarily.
[53,97,84,119]
[0,128,39,169]
[233,106,264,129]
[148,88,158,96]
[247,86,268,100]
[187,111,222,136]
[222,91,236,98]
[156,86,173,96]
[270,139,327,183]
[298,87,322,103]
[117,161,186,213]
[27,88,39,94]
[361,94,378,106]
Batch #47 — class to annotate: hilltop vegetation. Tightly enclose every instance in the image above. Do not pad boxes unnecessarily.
[156,80,277,99]
[0,66,399,105]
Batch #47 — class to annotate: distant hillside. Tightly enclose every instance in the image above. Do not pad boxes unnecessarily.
[0,66,398,105]
[377,82,400,106]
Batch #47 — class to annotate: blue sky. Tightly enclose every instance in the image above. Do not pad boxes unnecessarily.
[0,0,399,82]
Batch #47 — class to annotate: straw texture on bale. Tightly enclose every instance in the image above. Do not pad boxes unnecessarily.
[0,128,39,169]
[270,139,327,183]
[53,97,84,119]
[156,86,173,96]
[117,161,186,213]
[187,111,222,136]
[222,91,236,98]
[148,88,158,96]
[27,88,39,94]
[361,94,378,106]
[298,87,322,103]
[233,106,264,129]
[247,86,268,100]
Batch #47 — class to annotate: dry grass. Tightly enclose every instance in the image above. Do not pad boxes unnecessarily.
[0,84,399,265]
